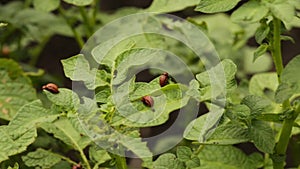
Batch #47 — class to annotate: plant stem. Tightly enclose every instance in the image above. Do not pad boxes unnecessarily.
[271,17,284,83]
[115,155,127,169]
[79,6,94,37]
[270,16,295,169]
[58,7,84,48]
[110,151,127,169]
[273,105,300,169]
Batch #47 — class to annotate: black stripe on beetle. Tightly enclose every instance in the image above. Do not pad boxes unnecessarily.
[42,83,59,94]
[142,95,154,107]
[159,72,169,87]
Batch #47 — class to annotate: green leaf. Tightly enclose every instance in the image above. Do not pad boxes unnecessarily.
[249,121,275,153]
[112,83,190,127]
[92,39,136,68]
[153,153,184,169]
[62,0,93,6]
[43,88,80,111]
[243,47,273,74]
[184,114,249,144]
[8,100,60,137]
[275,83,294,103]
[241,95,272,116]
[249,72,278,97]
[147,0,199,13]
[41,117,91,150]
[118,135,153,159]
[196,59,237,98]
[255,22,270,44]
[0,126,37,163]
[231,1,269,23]
[197,145,262,169]
[7,163,19,169]
[275,55,300,102]
[22,149,62,168]
[95,87,111,103]
[195,0,241,13]
[267,2,295,24]
[280,35,295,43]
[186,79,201,101]
[0,71,37,121]
[33,0,60,12]
[176,146,192,162]
[89,145,111,165]
[61,54,109,89]
[253,43,269,62]
[0,58,24,79]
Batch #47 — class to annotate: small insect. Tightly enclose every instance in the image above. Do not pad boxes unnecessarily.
[42,83,59,94]
[72,163,82,169]
[142,95,154,107]
[159,72,169,87]
[1,45,10,56]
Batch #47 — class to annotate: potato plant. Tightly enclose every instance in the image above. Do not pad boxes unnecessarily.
[0,0,300,169]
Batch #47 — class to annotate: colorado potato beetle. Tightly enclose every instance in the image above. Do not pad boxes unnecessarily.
[142,95,154,107]
[42,83,59,94]
[1,45,10,56]
[72,163,82,169]
[159,72,169,87]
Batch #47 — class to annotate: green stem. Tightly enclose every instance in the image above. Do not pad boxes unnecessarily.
[79,6,94,37]
[115,155,127,169]
[269,16,294,169]
[59,7,84,48]
[110,152,127,169]
[271,17,284,83]
[194,145,204,156]
[273,105,300,169]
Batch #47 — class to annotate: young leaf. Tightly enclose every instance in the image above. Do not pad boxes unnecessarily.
[176,146,193,162]
[177,146,201,168]
[22,148,62,169]
[255,22,270,44]
[253,43,269,62]
[231,1,269,23]
[153,153,184,169]
[62,0,93,6]
[249,120,275,153]
[0,71,37,121]
[280,35,295,43]
[197,145,262,169]
[267,2,295,24]
[147,0,199,13]
[195,0,241,13]
[33,0,60,12]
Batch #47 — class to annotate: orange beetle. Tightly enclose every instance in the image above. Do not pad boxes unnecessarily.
[142,95,154,107]
[42,83,59,94]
